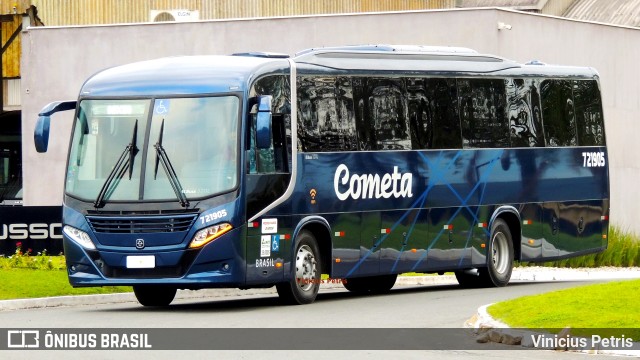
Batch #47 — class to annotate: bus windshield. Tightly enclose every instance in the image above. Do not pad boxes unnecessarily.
[65,96,240,203]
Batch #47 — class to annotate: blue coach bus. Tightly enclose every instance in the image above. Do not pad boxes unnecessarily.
[34,45,609,306]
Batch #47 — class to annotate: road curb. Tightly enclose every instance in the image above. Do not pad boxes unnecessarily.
[0,288,279,312]
[466,269,640,357]
[2,267,639,311]
[467,304,640,356]
[0,275,459,311]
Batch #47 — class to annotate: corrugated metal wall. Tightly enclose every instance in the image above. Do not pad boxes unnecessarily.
[4,79,21,107]
[30,0,456,26]
[564,0,640,27]
[1,15,22,78]
[0,0,31,14]
[541,0,574,16]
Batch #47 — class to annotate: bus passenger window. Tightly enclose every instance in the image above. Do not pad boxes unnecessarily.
[430,78,462,149]
[407,78,430,149]
[458,79,509,148]
[507,78,544,147]
[298,76,357,152]
[368,78,411,150]
[573,80,605,146]
[541,80,577,147]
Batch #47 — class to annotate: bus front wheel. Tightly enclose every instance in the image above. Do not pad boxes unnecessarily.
[276,230,321,305]
[133,285,177,306]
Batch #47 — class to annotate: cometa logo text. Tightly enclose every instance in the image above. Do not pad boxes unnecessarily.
[333,164,413,201]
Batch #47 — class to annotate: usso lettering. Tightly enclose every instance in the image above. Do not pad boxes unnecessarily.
[334,164,413,201]
[0,223,63,240]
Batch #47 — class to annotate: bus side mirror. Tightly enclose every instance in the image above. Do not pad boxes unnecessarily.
[34,115,51,153]
[33,100,77,153]
[256,95,272,149]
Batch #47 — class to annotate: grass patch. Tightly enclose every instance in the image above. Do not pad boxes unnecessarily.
[488,279,640,339]
[0,268,130,300]
[0,245,130,300]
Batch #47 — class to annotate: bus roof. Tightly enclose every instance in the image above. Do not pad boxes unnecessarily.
[291,45,599,78]
[80,45,599,97]
[80,55,289,97]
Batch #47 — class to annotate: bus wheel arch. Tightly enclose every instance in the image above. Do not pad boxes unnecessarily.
[490,207,522,261]
[276,218,331,305]
[293,218,332,276]
[276,229,321,304]
[480,208,520,287]
[483,218,514,287]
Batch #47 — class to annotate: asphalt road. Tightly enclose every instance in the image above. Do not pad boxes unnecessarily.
[0,277,628,359]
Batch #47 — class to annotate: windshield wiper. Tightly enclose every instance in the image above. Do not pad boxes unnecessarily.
[153,119,189,208]
[94,120,139,208]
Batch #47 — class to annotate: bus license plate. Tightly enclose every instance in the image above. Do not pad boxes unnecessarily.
[126,255,155,269]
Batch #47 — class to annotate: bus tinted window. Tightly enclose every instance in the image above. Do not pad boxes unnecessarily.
[298,77,357,152]
[507,78,544,147]
[407,78,461,150]
[458,79,509,148]
[573,80,605,146]
[541,80,577,147]
[368,78,411,150]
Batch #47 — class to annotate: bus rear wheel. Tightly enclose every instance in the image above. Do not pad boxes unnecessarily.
[343,274,397,294]
[480,218,514,287]
[276,230,321,305]
[133,285,177,306]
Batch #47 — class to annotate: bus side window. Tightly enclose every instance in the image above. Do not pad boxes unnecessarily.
[408,78,461,150]
[459,78,509,149]
[298,76,357,152]
[271,114,289,172]
[248,75,291,174]
[507,78,544,147]
[248,111,276,174]
[541,80,577,147]
[407,78,430,149]
[573,80,605,146]
[431,78,462,149]
[368,78,411,150]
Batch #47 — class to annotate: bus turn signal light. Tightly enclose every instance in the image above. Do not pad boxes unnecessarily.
[189,223,233,249]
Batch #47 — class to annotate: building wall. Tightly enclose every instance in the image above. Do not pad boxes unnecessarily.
[21,8,640,232]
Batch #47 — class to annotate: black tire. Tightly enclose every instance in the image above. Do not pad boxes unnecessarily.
[343,274,397,294]
[276,230,321,305]
[454,270,481,288]
[133,285,177,306]
[343,277,370,293]
[480,218,514,287]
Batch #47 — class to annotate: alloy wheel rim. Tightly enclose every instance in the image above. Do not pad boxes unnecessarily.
[295,244,317,292]
[491,231,509,275]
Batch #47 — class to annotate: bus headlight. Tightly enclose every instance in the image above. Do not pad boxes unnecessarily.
[63,225,96,250]
[189,223,233,249]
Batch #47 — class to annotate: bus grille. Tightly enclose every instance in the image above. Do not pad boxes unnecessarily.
[86,214,197,234]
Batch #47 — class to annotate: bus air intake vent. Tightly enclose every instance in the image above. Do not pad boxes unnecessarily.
[86,214,197,234]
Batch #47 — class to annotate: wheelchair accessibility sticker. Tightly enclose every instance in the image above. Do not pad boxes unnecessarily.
[271,235,280,252]
[154,100,170,115]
